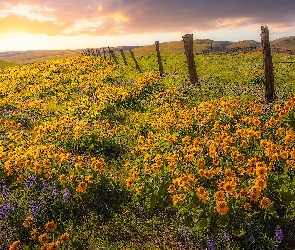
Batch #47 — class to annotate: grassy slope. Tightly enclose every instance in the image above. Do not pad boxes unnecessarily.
[1,53,295,249]
[0,59,18,68]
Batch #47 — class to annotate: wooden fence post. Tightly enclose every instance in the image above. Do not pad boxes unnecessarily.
[103,48,106,60]
[109,49,119,65]
[120,49,128,65]
[155,41,164,76]
[96,49,101,57]
[182,34,199,85]
[261,26,276,104]
[129,49,142,72]
[108,47,112,60]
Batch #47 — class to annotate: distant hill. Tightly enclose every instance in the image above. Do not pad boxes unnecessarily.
[271,36,295,52]
[0,36,294,65]
[0,49,84,65]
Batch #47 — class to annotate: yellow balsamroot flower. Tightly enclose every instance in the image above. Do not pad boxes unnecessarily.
[249,187,261,202]
[30,228,37,240]
[241,140,248,148]
[34,161,42,173]
[38,233,51,245]
[76,182,88,193]
[197,186,209,202]
[260,197,272,209]
[214,191,225,201]
[45,220,57,232]
[23,214,33,228]
[44,172,51,180]
[85,175,94,183]
[274,104,281,112]
[59,174,67,183]
[167,184,176,194]
[126,177,133,187]
[17,175,24,182]
[216,201,229,215]
[46,241,60,250]
[239,188,249,199]
[244,202,252,211]
[172,194,179,205]
[255,164,268,178]
[9,240,20,250]
[69,174,75,183]
[184,154,194,163]
[179,193,186,201]
[280,150,289,159]
[59,232,70,244]
[224,169,234,178]
[254,178,267,190]
[135,186,142,194]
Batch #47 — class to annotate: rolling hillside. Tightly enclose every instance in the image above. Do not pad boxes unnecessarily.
[0,36,294,66]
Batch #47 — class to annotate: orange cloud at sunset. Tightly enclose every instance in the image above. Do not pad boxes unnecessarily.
[0,15,70,35]
[0,0,294,51]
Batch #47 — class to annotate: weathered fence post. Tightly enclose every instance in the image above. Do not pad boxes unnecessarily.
[96,49,101,57]
[109,49,119,65]
[103,48,106,60]
[108,47,112,60]
[120,49,128,65]
[261,26,276,104]
[129,49,142,72]
[182,34,199,85]
[155,41,164,76]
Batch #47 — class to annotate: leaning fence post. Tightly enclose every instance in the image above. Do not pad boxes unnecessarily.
[182,34,199,85]
[103,48,106,60]
[155,41,164,76]
[261,26,276,104]
[129,49,142,72]
[109,49,119,65]
[96,49,101,57]
[108,47,112,60]
[120,49,128,65]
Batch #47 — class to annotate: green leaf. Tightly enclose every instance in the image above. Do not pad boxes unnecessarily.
[217,215,229,228]
[194,218,210,231]
[184,216,193,227]
[232,223,245,237]
[280,190,293,205]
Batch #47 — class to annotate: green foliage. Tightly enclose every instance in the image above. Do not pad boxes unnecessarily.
[1,52,295,250]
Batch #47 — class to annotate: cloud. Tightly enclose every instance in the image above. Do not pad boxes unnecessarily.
[0,0,294,36]
[0,15,72,35]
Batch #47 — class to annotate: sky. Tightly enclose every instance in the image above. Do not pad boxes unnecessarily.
[0,0,295,52]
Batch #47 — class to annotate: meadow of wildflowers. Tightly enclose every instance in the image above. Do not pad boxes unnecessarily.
[1,52,295,249]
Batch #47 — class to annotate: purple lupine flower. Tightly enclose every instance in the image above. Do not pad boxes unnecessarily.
[182,229,189,237]
[274,226,284,244]
[28,201,39,217]
[202,146,208,156]
[249,235,255,243]
[224,232,231,241]
[216,148,223,157]
[0,200,14,220]
[263,104,269,113]
[39,198,47,206]
[27,173,36,188]
[51,188,58,199]
[62,188,70,201]
[206,237,216,250]
[1,185,10,199]
[41,181,48,193]
[50,180,56,187]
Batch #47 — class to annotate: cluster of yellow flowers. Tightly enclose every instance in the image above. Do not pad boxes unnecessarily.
[10,220,70,250]
[127,93,295,217]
